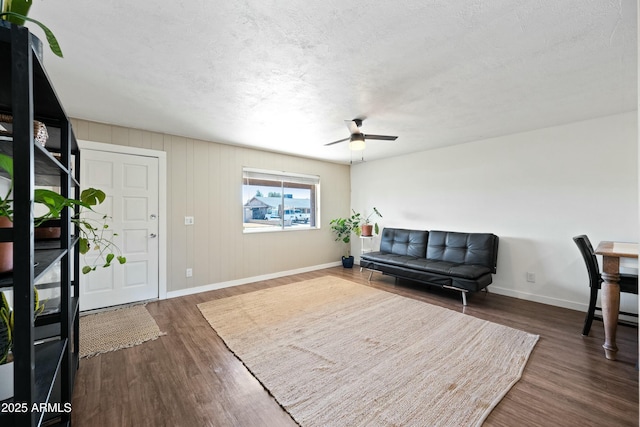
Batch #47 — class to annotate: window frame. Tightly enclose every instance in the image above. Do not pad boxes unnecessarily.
[242,167,320,233]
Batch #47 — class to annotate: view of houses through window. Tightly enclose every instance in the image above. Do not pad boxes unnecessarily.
[243,168,320,232]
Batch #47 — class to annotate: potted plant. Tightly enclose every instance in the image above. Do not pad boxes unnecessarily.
[35,187,127,274]
[357,207,383,237]
[0,287,44,400]
[0,0,63,57]
[329,211,363,268]
[0,153,126,274]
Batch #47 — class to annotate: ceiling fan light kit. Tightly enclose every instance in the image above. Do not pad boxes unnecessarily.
[349,134,366,151]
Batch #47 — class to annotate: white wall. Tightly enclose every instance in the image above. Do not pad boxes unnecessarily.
[351,112,638,313]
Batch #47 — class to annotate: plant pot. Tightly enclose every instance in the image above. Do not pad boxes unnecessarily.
[361,224,373,237]
[35,219,61,240]
[0,216,12,273]
[0,362,13,401]
[342,256,354,269]
[34,226,61,240]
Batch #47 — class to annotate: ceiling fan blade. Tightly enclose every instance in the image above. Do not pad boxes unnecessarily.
[325,137,350,146]
[345,119,362,134]
[363,134,398,141]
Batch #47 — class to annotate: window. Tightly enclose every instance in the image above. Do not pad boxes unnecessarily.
[243,168,320,233]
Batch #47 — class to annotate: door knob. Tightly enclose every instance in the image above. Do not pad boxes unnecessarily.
[150,214,157,220]
[150,233,157,238]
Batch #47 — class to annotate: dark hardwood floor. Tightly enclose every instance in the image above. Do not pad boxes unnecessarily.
[71,267,639,426]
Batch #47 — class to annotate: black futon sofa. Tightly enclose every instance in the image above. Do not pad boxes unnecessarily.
[360,228,499,305]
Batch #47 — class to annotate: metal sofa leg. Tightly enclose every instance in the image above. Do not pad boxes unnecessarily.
[444,285,469,306]
[368,270,374,281]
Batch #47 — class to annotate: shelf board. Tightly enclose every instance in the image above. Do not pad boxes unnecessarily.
[34,248,68,284]
[34,339,67,426]
[35,297,62,321]
[34,297,78,328]
[0,136,75,187]
[0,236,79,292]
[0,248,68,290]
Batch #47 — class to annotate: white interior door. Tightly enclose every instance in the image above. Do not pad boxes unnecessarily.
[79,149,160,311]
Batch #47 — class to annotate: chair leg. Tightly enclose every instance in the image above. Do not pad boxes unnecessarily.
[582,285,599,336]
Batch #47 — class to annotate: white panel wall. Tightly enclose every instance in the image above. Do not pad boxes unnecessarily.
[351,112,638,313]
[71,119,350,294]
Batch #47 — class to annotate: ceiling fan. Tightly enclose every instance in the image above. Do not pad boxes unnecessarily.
[325,118,398,151]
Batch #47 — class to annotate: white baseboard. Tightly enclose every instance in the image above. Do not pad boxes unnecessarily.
[490,287,638,323]
[166,261,342,299]
[489,286,587,311]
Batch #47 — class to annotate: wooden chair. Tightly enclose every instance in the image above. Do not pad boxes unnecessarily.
[573,235,638,336]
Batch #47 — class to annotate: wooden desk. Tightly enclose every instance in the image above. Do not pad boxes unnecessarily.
[594,241,638,360]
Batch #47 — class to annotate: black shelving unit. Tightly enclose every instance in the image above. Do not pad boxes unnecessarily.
[0,22,80,426]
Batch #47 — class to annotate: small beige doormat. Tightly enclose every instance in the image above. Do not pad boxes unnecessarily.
[198,276,539,427]
[80,304,165,358]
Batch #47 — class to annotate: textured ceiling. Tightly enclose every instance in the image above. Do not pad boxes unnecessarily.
[30,0,637,163]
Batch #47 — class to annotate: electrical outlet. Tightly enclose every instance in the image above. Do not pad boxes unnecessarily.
[185,216,194,225]
[186,268,193,277]
[526,272,536,283]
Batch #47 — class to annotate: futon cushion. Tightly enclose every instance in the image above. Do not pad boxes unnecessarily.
[379,228,428,258]
[360,252,418,268]
[426,231,498,273]
[404,259,491,280]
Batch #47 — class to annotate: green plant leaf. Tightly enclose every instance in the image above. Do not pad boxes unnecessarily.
[0,12,63,57]
[1,284,47,363]
[0,310,10,364]
[81,221,96,231]
[79,237,89,254]
[0,301,11,364]
[31,185,127,274]
[0,154,13,216]
[1,0,31,25]
[0,154,13,179]
[0,292,10,314]
[33,287,44,316]
[34,189,68,208]
[34,189,66,220]
[80,188,106,206]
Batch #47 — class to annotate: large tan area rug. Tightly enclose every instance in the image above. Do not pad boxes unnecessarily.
[80,304,165,358]
[198,276,539,427]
